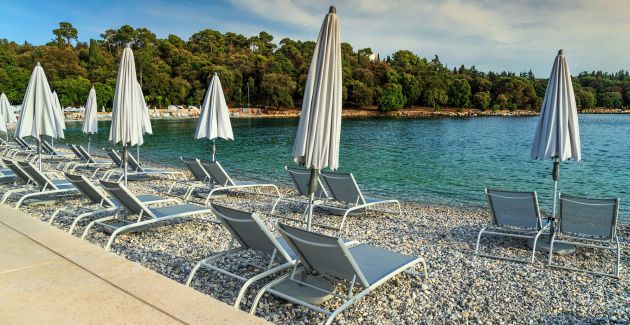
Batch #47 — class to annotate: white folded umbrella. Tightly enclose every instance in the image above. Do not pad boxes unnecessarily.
[82,86,98,153]
[0,93,17,124]
[14,63,63,170]
[195,72,233,161]
[292,6,342,229]
[109,45,148,185]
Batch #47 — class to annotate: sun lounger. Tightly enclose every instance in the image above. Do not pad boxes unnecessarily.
[0,159,33,198]
[317,171,402,231]
[167,157,214,200]
[475,189,550,263]
[81,180,214,250]
[64,145,115,174]
[186,204,299,308]
[250,223,427,324]
[8,161,77,208]
[549,194,621,278]
[49,173,176,235]
[270,166,330,216]
[101,148,185,182]
[199,161,281,204]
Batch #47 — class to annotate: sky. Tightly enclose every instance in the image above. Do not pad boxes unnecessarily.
[0,0,628,77]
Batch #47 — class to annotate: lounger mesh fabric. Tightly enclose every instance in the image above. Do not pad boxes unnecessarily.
[100,180,151,217]
[320,171,363,204]
[182,157,210,182]
[558,195,617,238]
[486,189,541,229]
[287,167,327,198]
[65,173,113,206]
[201,161,233,186]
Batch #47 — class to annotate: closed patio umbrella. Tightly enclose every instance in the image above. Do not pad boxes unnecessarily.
[15,63,63,170]
[292,6,342,230]
[82,86,98,153]
[530,49,581,253]
[51,91,65,147]
[0,93,15,140]
[109,45,146,185]
[136,80,152,163]
[195,72,233,161]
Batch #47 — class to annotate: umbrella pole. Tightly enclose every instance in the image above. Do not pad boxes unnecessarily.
[123,145,128,186]
[37,136,42,171]
[306,168,319,231]
[88,135,91,154]
[549,157,560,241]
[212,139,216,162]
[137,146,140,164]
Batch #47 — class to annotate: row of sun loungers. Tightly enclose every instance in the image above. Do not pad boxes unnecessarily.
[0,138,622,323]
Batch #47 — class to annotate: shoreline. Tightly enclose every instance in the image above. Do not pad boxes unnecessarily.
[4,148,629,324]
[61,107,630,121]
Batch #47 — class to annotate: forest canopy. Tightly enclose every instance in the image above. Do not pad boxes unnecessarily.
[1,22,628,112]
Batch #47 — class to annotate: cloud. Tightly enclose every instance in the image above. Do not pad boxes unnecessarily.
[227,0,630,76]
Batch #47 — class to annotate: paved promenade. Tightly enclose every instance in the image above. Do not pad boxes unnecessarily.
[0,205,269,325]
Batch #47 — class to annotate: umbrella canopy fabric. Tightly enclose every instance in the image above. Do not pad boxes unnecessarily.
[292,6,342,171]
[15,63,62,140]
[137,81,152,135]
[109,45,145,147]
[82,87,98,134]
[531,49,581,162]
[51,91,66,137]
[0,93,17,124]
[195,72,233,141]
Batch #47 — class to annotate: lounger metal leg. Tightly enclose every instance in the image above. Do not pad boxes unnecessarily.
[82,215,117,239]
[249,274,291,315]
[474,227,487,256]
[69,208,118,235]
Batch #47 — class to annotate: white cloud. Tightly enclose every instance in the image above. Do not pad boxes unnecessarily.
[228,0,630,76]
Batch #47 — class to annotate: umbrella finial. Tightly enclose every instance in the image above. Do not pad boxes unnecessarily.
[36,62,41,66]
[126,43,132,48]
[558,49,564,55]
[213,72,218,77]
[329,6,336,14]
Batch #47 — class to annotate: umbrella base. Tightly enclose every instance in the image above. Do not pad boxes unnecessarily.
[527,236,576,255]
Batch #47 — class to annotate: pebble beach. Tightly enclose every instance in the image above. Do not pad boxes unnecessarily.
[5,152,630,324]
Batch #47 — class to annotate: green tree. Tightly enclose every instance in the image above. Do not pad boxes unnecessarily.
[377,83,406,112]
[260,73,296,107]
[53,22,78,46]
[598,92,623,108]
[448,78,471,108]
[473,91,491,110]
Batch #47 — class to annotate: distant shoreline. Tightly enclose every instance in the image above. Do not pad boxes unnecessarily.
[62,107,630,121]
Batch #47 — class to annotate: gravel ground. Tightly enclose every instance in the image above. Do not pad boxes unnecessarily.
[3,152,629,324]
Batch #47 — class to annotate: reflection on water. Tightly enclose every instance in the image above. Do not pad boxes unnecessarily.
[62,114,630,221]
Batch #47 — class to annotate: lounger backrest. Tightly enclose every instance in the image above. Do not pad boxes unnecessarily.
[201,161,235,186]
[77,146,98,164]
[277,223,369,287]
[485,189,541,229]
[65,173,114,207]
[17,161,57,190]
[125,153,144,172]
[42,140,57,155]
[559,194,618,239]
[69,145,86,161]
[181,157,210,182]
[2,159,30,183]
[16,137,31,150]
[99,180,156,218]
[211,204,293,263]
[320,171,364,205]
[286,167,328,198]
[104,148,124,167]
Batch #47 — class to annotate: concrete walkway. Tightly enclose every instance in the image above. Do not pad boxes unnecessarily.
[0,205,269,325]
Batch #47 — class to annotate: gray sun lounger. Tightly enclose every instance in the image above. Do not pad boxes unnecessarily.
[0,159,33,198]
[250,223,428,324]
[5,161,77,208]
[317,171,402,231]
[40,139,74,159]
[475,189,551,263]
[49,173,177,235]
[81,180,214,250]
[270,166,330,217]
[101,148,185,182]
[167,157,214,200]
[186,204,299,309]
[549,194,621,278]
[200,161,280,204]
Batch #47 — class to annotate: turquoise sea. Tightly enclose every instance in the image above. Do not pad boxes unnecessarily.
[63,114,630,222]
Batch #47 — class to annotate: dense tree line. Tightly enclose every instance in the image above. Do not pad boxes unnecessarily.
[1,22,629,112]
